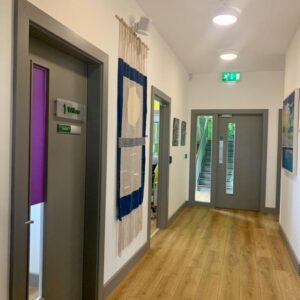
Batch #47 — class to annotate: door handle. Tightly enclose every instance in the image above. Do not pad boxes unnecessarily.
[219,136,224,164]
[24,220,34,225]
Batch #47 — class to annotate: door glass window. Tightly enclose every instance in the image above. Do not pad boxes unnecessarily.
[195,115,213,203]
[226,122,236,195]
[28,65,48,300]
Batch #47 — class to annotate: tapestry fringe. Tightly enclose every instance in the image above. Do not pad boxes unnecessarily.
[118,205,143,256]
[118,18,148,75]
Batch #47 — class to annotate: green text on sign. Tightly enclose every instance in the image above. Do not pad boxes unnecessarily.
[222,72,241,82]
[64,104,80,115]
[56,98,86,122]
[57,124,71,133]
[57,124,81,135]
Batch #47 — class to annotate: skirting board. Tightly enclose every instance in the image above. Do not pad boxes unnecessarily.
[262,207,278,214]
[279,224,300,275]
[103,242,149,299]
[168,201,187,226]
[187,201,278,214]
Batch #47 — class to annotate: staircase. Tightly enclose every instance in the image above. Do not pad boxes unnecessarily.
[226,140,235,194]
[197,140,212,191]
[197,140,235,193]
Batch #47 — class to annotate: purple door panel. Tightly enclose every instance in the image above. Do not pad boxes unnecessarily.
[30,65,48,206]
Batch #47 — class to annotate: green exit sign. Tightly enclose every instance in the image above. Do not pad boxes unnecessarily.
[222,72,241,82]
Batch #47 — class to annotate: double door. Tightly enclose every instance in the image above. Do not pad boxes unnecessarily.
[192,113,264,211]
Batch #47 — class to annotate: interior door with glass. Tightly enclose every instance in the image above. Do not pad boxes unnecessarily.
[216,115,263,210]
[27,37,87,300]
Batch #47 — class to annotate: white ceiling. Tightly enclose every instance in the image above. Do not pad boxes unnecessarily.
[137,0,300,73]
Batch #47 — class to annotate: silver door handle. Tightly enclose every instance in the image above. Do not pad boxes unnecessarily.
[25,220,34,225]
[219,137,224,164]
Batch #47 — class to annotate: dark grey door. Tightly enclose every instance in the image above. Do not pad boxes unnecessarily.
[29,37,87,299]
[216,115,263,210]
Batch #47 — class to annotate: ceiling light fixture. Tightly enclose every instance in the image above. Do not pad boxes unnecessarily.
[213,6,240,26]
[220,50,238,61]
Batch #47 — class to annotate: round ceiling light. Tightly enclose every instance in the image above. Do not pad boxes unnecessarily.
[213,7,240,26]
[220,50,238,61]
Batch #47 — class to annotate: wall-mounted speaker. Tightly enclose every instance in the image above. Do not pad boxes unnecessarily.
[134,17,152,36]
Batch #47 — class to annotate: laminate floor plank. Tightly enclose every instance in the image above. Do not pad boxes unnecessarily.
[107,207,300,300]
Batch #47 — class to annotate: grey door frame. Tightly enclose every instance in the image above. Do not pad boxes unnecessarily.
[147,86,171,240]
[189,109,268,212]
[11,1,108,300]
[276,109,283,213]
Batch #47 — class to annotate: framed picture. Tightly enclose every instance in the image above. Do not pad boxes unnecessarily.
[172,118,180,146]
[282,90,299,175]
[181,121,187,146]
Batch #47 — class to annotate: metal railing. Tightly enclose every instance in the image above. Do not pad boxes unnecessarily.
[195,117,210,185]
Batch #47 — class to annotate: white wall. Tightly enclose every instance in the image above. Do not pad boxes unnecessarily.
[280,25,300,262]
[188,71,284,208]
[0,0,13,299]
[26,0,189,284]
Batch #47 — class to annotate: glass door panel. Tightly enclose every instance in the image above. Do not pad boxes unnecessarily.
[226,122,236,195]
[195,115,213,203]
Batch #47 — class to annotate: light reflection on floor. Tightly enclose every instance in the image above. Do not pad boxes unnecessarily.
[28,287,39,300]
[195,190,211,203]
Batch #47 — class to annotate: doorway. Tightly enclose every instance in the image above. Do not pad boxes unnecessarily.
[11,3,108,300]
[189,110,268,211]
[148,87,171,238]
[150,99,161,235]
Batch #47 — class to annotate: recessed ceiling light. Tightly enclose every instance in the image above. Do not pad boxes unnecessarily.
[220,50,238,61]
[213,7,240,26]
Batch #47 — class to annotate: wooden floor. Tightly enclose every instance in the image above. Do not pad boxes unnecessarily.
[108,207,300,300]
[151,218,157,235]
[28,286,38,300]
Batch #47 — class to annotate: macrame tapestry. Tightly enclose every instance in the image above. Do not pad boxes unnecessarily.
[116,16,148,255]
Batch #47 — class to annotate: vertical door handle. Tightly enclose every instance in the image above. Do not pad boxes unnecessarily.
[219,136,224,164]
[24,220,34,225]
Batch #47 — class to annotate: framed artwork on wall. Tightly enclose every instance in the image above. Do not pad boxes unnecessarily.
[172,118,180,146]
[282,89,299,175]
[181,121,187,146]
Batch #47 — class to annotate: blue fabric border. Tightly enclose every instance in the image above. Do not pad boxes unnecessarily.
[117,58,147,220]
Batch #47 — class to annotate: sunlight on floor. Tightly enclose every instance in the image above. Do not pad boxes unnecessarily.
[195,190,211,203]
[28,287,38,300]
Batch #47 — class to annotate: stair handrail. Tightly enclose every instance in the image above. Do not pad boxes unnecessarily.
[195,118,210,184]
[196,118,209,157]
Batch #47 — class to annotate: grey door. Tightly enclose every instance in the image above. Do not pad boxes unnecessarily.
[216,115,263,210]
[29,37,87,299]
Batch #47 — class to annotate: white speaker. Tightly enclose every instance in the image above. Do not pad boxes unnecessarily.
[134,17,151,36]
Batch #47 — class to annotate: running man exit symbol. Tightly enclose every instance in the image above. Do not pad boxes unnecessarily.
[222,72,241,82]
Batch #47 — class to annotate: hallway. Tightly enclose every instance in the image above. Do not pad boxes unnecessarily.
[108,207,300,300]
[2,1,300,299]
